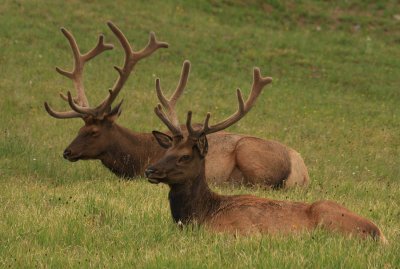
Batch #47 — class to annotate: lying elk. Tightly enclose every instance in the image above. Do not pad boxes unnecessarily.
[154,61,309,188]
[44,22,308,188]
[44,21,169,177]
[145,67,387,243]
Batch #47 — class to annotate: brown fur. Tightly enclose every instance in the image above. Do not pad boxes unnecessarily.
[64,119,308,187]
[145,136,387,243]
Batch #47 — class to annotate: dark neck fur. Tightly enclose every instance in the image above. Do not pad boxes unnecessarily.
[99,124,164,178]
[168,161,221,225]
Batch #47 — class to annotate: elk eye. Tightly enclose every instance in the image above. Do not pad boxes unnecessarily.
[178,155,191,162]
[91,131,99,137]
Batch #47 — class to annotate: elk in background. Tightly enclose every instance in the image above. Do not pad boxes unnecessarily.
[44,21,169,177]
[145,68,387,243]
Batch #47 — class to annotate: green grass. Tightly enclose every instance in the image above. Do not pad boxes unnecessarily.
[1,0,399,268]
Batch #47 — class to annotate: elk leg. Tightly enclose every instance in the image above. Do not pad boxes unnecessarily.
[309,200,385,241]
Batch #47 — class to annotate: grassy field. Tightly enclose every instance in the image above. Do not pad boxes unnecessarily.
[1,0,399,268]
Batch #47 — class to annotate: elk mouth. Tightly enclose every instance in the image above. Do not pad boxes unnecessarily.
[63,148,83,162]
[64,154,82,162]
[148,178,161,184]
[146,174,167,184]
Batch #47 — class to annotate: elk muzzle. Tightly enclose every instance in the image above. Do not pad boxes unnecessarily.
[145,166,165,184]
[63,149,71,159]
[63,148,80,162]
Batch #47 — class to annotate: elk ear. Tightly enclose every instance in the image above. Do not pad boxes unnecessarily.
[152,131,173,148]
[105,100,123,123]
[195,134,208,158]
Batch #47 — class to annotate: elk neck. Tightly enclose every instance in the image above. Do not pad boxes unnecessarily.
[99,124,164,178]
[168,160,221,225]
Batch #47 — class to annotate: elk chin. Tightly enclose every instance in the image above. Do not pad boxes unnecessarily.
[148,178,161,184]
[146,172,167,184]
[64,154,82,162]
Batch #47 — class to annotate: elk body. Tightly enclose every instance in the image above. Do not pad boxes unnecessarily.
[145,68,387,243]
[45,22,308,188]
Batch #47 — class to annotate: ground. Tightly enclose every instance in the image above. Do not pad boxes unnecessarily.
[0,0,399,268]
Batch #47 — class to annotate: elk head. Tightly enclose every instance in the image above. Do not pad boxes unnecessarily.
[146,61,272,184]
[44,21,168,161]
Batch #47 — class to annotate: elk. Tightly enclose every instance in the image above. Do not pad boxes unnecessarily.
[44,22,308,188]
[44,21,169,177]
[154,61,308,188]
[145,67,387,243]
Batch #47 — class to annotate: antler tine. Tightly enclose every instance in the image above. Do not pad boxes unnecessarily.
[95,21,169,117]
[187,68,272,137]
[185,111,212,135]
[154,104,182,137]
[82,34,114,62]
[55,27,113,107]
[44,102,83,119]
[66,91,97,117]
[155,60,190,134]
[243,67,273,112]
[171,60,190,105]
[133,31,169,61]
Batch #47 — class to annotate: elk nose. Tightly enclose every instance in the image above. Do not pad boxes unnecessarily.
[63,149,71,159]
[145,167,157,177]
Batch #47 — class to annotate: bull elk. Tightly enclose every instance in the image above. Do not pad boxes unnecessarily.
[152,61,308,188]
[44,22,308,188]
[145,67,387,243]
[44,21,169,177]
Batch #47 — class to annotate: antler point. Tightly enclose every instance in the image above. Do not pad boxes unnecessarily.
[183,60,191,68]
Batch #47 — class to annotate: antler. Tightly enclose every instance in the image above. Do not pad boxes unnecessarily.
[44,21,169,120]
[69,21,169,119]
[44,27,114,119]
[186,67,272,137]
[154,60,190,137]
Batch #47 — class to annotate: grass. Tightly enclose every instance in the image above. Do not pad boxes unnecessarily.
[0,0,399,268]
